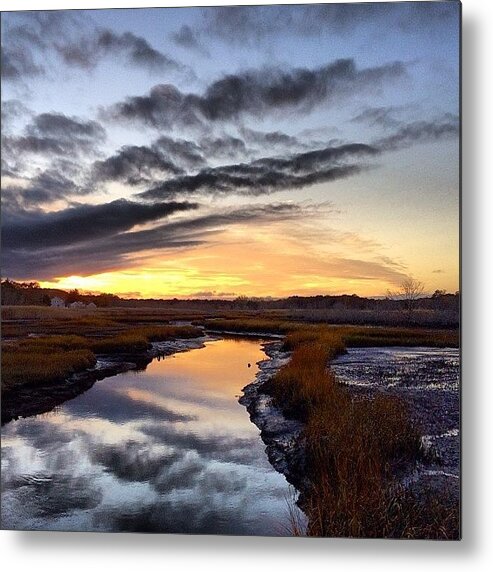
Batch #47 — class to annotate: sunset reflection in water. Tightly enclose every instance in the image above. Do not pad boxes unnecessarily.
[1,338,301,535]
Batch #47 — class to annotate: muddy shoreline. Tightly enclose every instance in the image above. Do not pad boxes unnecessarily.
[1,336,208,425]
[240,342,460,534]
[239,342,309,498]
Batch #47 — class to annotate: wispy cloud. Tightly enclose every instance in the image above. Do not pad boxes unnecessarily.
[3,112,106,160]
[203,3,458,44]
[1,11,185,82]
[170,24,210,57]
[1,202,309,279]
[374,114,459,151]
[2,199,198,249]
[56,29,183,73]
[92,145,184,187]
[102,59,407,129]
[139,143,379,200]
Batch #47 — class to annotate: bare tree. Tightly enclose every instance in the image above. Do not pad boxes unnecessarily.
[387,278,425,322]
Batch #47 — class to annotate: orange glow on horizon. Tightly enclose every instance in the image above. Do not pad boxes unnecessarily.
[38,224,459,299]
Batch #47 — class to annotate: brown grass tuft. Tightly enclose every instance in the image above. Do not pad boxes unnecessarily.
[1,325,202,390]
[264,325,459,538]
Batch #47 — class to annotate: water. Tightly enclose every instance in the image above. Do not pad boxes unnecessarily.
[332,346,460,489]
[331,346,459,392]
[1,338,300,535]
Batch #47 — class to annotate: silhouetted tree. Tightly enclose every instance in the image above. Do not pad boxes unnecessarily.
[387,278,425,323]
[66,289,80,304]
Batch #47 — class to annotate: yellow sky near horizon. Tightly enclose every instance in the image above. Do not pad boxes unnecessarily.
[38,214,459,299]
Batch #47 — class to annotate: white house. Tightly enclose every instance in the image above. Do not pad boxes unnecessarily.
[69,301,86,309]
[87,302,97,309]
[50,296,65,308]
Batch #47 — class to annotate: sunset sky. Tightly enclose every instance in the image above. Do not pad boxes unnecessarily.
[1,2,460,299]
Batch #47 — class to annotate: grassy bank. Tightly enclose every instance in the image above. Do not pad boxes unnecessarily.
[217,318,459,538]
[2,343,96,392]
[1,325,202,392]
[268,336,458,538]
[200,318,459,348]
[90,325,200,353]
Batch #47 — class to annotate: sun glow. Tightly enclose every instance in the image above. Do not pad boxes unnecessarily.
[38,228,458,299]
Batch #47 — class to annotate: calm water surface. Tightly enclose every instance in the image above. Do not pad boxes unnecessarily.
[1,338,299,534]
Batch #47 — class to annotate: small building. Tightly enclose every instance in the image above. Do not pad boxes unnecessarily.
[86,302,97,309]
[50,296,65,308]
[69,301,86,309]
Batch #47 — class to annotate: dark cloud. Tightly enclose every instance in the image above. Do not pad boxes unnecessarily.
[374,115,459,151]
[1,474,103,521]
[252,144,377,174]
[2,170,79,209]
[203,3,459,44]
[2,199,198,250]
[170,24,210,57]
[92,496,256,535]
[1,157,92,213]
[351,106,406,129]
[159,203,303,235]
[89,441,183,484]
[89,134,247,188]
[91,145,184,187]
[0,160,19,179]
[2,112,106,164]
[0,236,205,281]
[153,136,205,170]
[1,11,184,82]
[89,133,273,189]
[28,112,106,142]
[140,424,259,465]
[3,134,69,157]
[1,11,87,81]
[239,127,304,150]
[142,164,362,201]
[1,100,32,132]
[56,29,182,73]
[102,84,203,130]
[103,58,407,128]
[139,142,379,200]
[198,135,248,161]
[1,202,307,280]
[1,44,44,80]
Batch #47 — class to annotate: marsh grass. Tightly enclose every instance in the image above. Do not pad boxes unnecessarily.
[200,318,459,348]
[1,311,121,338]
[339,325,459,348]
[0,305,212,339]
[90,332,150,354]
[1,325,202,390]
[258,320,459,538]
[198,317,302,334]
[2,341,96,391]
[1,305,86,321]
[90,325,200,353]
[132,325,201,341]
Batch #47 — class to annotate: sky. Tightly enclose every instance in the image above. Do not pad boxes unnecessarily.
[0,2,460,299]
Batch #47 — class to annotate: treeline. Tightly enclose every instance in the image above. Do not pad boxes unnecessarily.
[1,279,459,319]
[0,280,119,308]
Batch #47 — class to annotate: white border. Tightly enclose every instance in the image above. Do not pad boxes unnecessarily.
[2,1,493,570]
